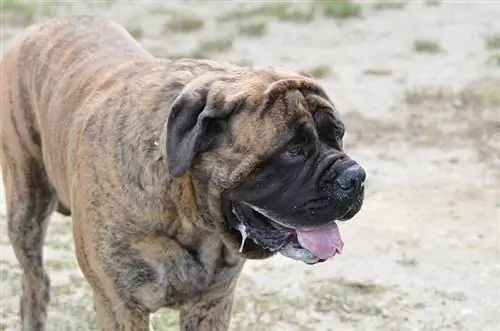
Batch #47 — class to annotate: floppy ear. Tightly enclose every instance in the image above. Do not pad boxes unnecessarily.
[165,86,232,177]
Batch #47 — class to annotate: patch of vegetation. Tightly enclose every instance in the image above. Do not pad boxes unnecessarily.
[221,3,315,23]
[50,221,73,236]
[238,22,268,37]
[46,259,75,271]
[396,255,418,267]
[1,0,115,25]
[3,0,32,11]
[150,313,180,331]
[165,53,188,60]
[49,278,99,329]
[0,260,22,285]
[404,87,450,105]
[363,68,393,76]
[84,0,117,8]
[406,83,500,108]
[197,38,233,54]
[487,52,500,66]
[45,238,73,250]
[231,276,391,329]
[403,78,500,162]
[2,0,36,25]
[372,0,407,10]
[434,290,467,302]
[485,33,500,50]
[341,111,402,148]
[318,0,362,19]
[0,260,23,327]
[413,39,442,53]
[127,27,144,39]
[164,14,204,33]
[425,0,441,6]
[2,0,121,25]
[148,5,177,16]
[308,64,332,78]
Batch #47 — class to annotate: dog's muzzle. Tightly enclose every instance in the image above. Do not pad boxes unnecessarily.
[223,159,366,265]
[334,164,366,193]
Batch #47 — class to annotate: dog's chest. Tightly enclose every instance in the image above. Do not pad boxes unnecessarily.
[179,232,244,289]
[128,232,243,312]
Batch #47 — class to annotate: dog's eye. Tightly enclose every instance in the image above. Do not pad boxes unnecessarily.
[334,120,345,140]
[282,144,305,160]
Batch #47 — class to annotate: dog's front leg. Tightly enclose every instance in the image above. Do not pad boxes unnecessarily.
[179,290,236,331]
[72,209,151,331]
[91,289,150,331]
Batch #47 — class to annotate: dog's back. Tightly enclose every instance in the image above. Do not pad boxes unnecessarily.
[0,15,155,204]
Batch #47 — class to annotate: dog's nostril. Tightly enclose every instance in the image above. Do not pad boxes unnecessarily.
[334,164,366,191]
[336,176,355,190]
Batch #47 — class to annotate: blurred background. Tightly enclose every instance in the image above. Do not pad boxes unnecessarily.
[1,0,499,330]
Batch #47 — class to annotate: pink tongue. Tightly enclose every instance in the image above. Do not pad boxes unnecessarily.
[296,223,344,260]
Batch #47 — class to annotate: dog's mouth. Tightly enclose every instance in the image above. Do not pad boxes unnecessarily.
[225,200,344,265]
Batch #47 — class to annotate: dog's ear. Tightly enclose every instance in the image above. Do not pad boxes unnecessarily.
[165,86,239,177]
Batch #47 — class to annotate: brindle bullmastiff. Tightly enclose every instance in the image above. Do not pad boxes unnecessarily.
[0,15,366,331]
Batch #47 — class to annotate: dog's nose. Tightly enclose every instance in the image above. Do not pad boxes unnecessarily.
[335,164,366,191]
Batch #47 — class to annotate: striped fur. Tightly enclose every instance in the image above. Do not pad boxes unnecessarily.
[0,15,340,331]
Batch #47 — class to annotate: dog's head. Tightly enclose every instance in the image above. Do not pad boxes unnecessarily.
[165,68,365,265]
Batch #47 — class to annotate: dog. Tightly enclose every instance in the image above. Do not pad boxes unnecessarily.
[0,15,366,331]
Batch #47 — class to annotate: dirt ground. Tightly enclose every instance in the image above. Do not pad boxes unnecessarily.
[1,1,499,330]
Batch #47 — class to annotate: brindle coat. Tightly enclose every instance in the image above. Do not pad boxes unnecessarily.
[0,15,349,331]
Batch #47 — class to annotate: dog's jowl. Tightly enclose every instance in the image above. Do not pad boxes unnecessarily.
[0,15,366,331]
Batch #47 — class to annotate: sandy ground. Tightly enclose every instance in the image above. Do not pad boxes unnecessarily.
[1,1,499,330]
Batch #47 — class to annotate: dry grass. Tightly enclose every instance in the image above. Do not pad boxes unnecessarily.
[238,22,267,37]
[425,0,441,6]
[2,0,37,25]
[126,26,143,39]
[222,1,364,22]
[231,274,394,330]
[341,111,402,148]
[148,5,177,16]
[484,33,500,50]
[238,22,268,37]
[197,38,233,54]
[318,0,362,19]
[404,81,500,108]
[234,59,254,67]
[372,0,407,11]
[164,14,204,33]
[363,68,393,76]
[1,0,116,25]
[341,77,500,166]
[308,64,332,78]
[403,78,500,162]
[413,39,442,53]
[487,52,500,66]
[221,3,315,23]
